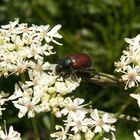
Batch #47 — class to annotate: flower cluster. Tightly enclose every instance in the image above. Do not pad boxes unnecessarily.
[8,75,79,118]
[115,35,140,89]
[115,35,140,108]
[51,98,117,140]
[1,18,139,140]
[0,19,82,139]
[0,19,80,118]
[0,18,63,77]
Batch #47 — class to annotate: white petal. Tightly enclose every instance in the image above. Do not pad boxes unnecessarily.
[71,126,78,133]
[0,130,6,139]
[102,124,110,132]
[125,38,133,44]
[91,109,100,120]
[28,110,35,118]
[74,98,84,105]
[94,126,102,133]
[17,106,28,118]
[128,81,135,88]
[47,25,62,38]
[122,75,128,81]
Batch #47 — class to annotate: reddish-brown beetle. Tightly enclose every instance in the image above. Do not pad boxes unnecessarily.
[55,53,93,78]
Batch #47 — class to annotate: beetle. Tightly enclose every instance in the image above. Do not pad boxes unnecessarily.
[55,53,95,79]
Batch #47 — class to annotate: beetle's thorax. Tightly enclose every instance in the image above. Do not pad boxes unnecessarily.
[56,57,73,73]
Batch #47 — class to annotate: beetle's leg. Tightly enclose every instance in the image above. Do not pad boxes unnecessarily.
[86,67,100,79]
[56,72,70,81]
[63,73,71,79]
[71,71,80,83]
[73,68,100,79]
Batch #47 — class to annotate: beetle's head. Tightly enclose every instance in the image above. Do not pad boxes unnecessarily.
[55,64,63,74]
[55,57,72,74]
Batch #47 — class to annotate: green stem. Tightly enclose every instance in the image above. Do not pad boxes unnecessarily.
[89,72,124,87]
[31,117,40,140]
[93,132,103,140]
[50,111,55,134]
[115,98,132,119]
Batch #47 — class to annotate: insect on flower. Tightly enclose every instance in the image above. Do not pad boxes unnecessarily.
[55,53,98,79]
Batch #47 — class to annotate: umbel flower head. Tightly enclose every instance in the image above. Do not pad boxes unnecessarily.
[115,34,140,89]
[51,106,117,140]
[0,18,63,77]
[0,19,80,118]
[0,19,118,140]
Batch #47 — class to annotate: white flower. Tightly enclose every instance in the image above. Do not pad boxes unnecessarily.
[130,93,140,107]
[69,133,81,140]
[46,24,62,45]
[55,77,80,95]
[133,129,140,140]
[27,43,45,60]
[8,83,33,100]
[61,97,87,116]
[114,56,129,72]
[0,125,21,140]
[65,110,89,133]
[11,57,30,75]
[1,18,19,31]
[0,19,62,77]
[125,34,140,48]
[123,47,139,65]
[121,65,140,89]
[12,96,41,118]
[90,109,117,133]
[49,96,64,108]
[51,125,67,140]
[27,71,56,88]
[37,101,50,113]
[115,34,140,89]
[85,129,95,140]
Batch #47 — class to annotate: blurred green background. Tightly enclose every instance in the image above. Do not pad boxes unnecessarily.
[0,0,140,139]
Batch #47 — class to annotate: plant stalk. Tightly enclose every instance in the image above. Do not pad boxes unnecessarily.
[31,117,40,140]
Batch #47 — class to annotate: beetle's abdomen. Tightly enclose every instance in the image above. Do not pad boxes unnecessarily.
[70,53,92,69]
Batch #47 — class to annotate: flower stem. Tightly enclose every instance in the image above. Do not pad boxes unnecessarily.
[115,98,132,119]
[93,132,104,140]
[89,72,124,87]
[31,117,40,140]
[50,111,55,134]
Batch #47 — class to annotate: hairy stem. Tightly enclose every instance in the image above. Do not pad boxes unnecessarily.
[89,72,124,87]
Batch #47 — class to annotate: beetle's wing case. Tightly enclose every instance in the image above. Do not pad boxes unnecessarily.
[69,54,92,69]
